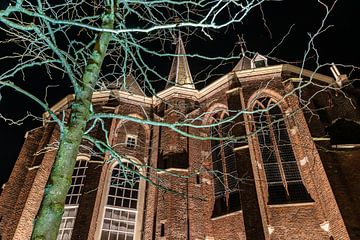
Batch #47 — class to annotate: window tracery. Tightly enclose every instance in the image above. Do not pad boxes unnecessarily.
[210,112,241,217]
[252,98,312,204]
[100,162,140,240]
[57,159,88,240]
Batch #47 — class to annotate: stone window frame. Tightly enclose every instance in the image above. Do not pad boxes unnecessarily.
[250,97,312,205]
[205,103,242,218]
[97,158,146,240]
[57,156,89,240]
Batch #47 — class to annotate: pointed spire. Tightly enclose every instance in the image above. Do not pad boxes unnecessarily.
[232,55,252,71]
[119,73,145,96]
[166,32,195,89]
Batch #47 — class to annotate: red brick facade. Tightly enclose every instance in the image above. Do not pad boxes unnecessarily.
[1,58,359,239]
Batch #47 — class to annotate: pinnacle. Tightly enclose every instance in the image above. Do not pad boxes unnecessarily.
[166,32,195,89]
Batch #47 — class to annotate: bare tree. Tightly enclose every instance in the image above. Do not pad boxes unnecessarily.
[0,0,267,238]
[1,0,359,239]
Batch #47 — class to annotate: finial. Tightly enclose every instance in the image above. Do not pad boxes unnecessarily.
[236,34,247,56]
[172,30,181,45]
[330,63,348,88]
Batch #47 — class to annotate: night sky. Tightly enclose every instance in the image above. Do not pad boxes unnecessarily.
[1,1,359,187]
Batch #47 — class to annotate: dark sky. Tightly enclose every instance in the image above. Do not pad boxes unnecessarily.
[1,1,360,186]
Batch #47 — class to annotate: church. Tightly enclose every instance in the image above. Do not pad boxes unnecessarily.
[1,35,360,240]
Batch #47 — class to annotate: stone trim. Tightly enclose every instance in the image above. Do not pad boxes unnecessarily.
[210,210,243,221]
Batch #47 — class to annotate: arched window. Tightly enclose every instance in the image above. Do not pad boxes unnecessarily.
[57,158,88,240]
[253,98,312,204]
[210,114,241,217]
[101,162,140,240]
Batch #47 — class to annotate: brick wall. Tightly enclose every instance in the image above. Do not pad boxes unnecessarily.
[0,69,356,240]
[319,145,360,239]
[0,124,60,240]
[238,73,349,239]
[0,126,44,239]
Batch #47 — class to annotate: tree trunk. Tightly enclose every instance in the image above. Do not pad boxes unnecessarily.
[31,9,114,240]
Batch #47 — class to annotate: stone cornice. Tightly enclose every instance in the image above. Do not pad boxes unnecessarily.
[44,64,335,122]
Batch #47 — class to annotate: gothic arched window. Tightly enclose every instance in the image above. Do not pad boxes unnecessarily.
[100,162,140,240]
[57,158,88,240]
[210,115,241,217]
[253,98,312,205]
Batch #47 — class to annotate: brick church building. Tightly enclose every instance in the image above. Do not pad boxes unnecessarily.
[1,36,360,240]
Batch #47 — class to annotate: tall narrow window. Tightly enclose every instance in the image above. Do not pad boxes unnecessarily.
[101,162,140,240]
[210,117,241,217]
[57,159,88,240]
[253,98,312,204]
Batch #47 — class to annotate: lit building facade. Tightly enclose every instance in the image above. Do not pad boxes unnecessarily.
[1,37,360,240]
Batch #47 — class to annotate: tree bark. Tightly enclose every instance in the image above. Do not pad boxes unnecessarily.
[31,9,114,240]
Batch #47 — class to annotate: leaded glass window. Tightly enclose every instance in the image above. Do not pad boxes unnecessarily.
[253,98,312,204]
[57,159,88,240]
[101,162,140,240]
[210,116,241,217]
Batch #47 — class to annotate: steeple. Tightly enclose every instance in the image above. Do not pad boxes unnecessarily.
[166,32,195,89]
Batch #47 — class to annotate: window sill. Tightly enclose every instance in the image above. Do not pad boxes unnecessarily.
[211,210,242,221]
[157,168,189,174]
[268,201,315,208]
[331,144,360,149]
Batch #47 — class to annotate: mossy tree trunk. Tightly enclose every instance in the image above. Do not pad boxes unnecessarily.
[31,9,114,240]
